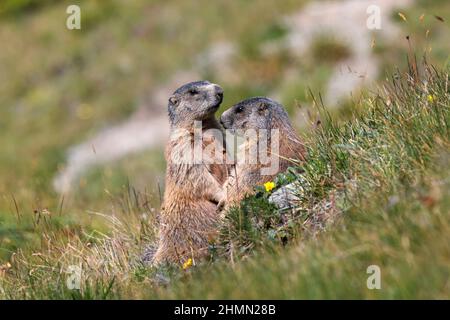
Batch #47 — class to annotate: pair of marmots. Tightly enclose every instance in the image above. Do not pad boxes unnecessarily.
[151,81,305,265]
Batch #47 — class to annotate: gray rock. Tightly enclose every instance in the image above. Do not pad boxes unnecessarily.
[268,179,308,210]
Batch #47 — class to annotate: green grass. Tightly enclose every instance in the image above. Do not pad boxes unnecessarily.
[1,0,450,299]
[158,65,450,299]
[1,62,448,299]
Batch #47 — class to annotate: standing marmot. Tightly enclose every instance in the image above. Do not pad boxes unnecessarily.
[152,81,227,265]
[220,97,306,207]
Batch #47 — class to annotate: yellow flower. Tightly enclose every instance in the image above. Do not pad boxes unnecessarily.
[427,94,435,103]
[264,181,276,192]
[182,258,193,270]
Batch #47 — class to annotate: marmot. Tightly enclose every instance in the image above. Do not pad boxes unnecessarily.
[220,97,306,207]
[152,80,227,265]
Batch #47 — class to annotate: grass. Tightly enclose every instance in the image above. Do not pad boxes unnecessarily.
[161,63,449,299]
[0,61,448,299]
[1,0,450,300]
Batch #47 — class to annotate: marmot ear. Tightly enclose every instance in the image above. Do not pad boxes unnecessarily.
[169,96,178,106]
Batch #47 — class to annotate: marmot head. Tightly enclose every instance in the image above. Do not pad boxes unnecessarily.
[168,80,224,126]
[220,97,291,131]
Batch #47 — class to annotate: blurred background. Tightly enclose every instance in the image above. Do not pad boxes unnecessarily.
[0,0,449,261]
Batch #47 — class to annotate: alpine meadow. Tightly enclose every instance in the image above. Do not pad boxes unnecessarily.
[0,0,449,300]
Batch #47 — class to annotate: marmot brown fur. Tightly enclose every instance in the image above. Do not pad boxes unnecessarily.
[152,81,227,265]
[220,97,306,207]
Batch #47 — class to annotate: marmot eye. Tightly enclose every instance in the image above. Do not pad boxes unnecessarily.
[235,106,244,113]
[188,88,199,95]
